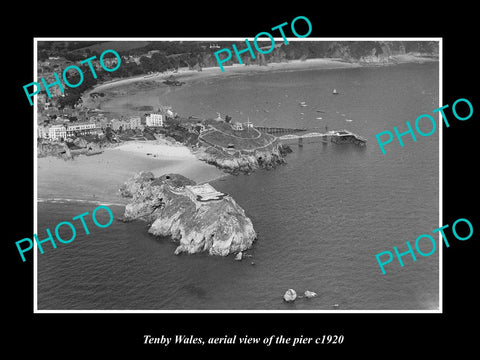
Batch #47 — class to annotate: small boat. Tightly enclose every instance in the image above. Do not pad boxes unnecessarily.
[316,117,323,120]
[332,89,339,95]
[346,119,353,122]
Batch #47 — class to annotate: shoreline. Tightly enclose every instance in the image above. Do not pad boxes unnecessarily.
[82,55,437,113]
[44,54,437,204]
[37,139,227,205]
[84,58,359,100]
[85,54,438,95]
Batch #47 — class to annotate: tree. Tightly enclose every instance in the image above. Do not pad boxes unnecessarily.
[64,52,86,62]
[57,69,98,108]
[38,50,49,61]
[140,56,155,73]
[151,52,171,72]
[165,117,180,128]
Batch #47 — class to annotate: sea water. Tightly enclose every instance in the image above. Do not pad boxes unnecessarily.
[37,63,439,310]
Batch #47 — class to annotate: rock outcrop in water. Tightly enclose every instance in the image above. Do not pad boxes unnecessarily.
[283,289,297,302]
[120,172,257,256]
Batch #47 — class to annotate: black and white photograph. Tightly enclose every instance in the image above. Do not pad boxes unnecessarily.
[34,38,440,311]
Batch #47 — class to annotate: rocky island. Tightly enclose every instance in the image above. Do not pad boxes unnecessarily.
[119,171,257,256]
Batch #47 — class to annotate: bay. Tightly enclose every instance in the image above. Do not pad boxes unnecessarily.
[37,62,439,310]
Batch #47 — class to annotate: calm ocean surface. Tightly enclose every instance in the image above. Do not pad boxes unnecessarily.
[38,63,440,310]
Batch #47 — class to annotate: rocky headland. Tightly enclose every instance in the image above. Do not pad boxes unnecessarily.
[196,120,293,175]
[119,171,257,256]
[195,142,292,175]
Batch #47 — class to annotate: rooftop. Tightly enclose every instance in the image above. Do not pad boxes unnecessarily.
[185,184,227,202]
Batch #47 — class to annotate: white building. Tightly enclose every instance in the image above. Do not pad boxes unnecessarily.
[37,125,49,139]
[146,113,164,127]
[66,122,97,136]
[232,122,243,130]
[129,117,141,129]
[185,184,227,202]
[48,125,67,141]
[244,120,254,129]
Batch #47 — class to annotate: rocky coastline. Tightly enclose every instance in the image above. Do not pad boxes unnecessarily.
[37,138,115,160]
[195,142,292,175]
[37,141,73,160]
[119,171,257,256]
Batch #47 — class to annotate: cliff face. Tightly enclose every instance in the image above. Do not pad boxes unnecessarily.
[120,172,257,256]
[195,142,292,175]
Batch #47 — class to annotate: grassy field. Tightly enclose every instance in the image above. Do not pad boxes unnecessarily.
[201,122,276,151]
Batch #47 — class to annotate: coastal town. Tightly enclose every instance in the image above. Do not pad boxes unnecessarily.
[37,106,170,141]
[35,39,437,159]
[35,42,206,147]
[36,39,437,146]
[36,45,273,155]
[36,49,292,166]
[36,89,282,159]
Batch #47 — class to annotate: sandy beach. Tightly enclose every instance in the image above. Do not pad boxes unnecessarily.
[82,55,438,114]
[37,140,226,204]
[86,55,437,96]
[86,58,360,95]
[81,58,365,114]
[112,139,194,159]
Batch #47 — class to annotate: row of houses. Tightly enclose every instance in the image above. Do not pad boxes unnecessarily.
[110,117,142,131]
[38,113,165,140]
[109,114,164,130]
[38,122,99,140]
